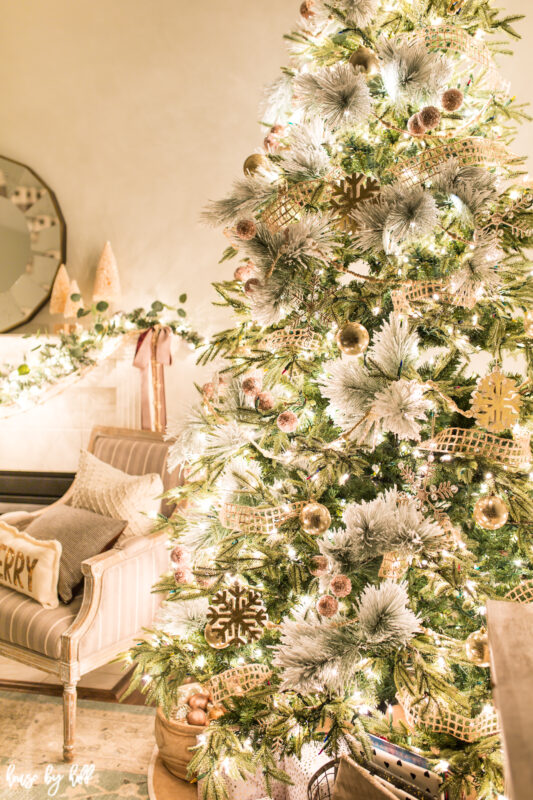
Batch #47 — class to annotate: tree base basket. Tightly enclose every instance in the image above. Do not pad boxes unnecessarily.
[154,707,206,781]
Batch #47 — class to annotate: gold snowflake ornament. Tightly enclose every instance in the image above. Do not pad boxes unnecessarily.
[330,173,380,234]
[206,582,268,647]
[471,368,522,433]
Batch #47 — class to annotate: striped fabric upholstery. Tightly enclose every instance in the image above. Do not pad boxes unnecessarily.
[78,535,168,660]
[91,432,185,518]
[0,585,82,658]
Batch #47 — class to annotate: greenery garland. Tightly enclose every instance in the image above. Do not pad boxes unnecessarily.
[0,298,200,415]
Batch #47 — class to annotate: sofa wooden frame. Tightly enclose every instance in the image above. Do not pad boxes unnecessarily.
[0,426,172,762]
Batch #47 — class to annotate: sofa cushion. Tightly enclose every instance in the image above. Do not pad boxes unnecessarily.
[70,450,164,541]
[25,505,127,603]
[0,585,82,658]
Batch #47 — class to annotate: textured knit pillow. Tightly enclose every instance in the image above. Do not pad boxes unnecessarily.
[0,520,61,609]
[69,449,163,539]
[26,505,127,603]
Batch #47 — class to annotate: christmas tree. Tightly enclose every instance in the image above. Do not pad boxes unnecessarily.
[130,2,533,798]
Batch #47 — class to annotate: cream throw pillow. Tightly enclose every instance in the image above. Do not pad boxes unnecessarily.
[70,450,163,539]
[0,520,61,609]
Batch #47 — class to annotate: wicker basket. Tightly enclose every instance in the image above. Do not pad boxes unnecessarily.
[154,707,206,780]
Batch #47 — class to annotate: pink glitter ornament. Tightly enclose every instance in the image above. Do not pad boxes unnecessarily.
[419,105,441,130]
[330,574,352,598]
[244,278,262,296]
[256,391,275,411]
[174,566,194,585]
[170,545,190,565]
[202,382,214,399]
[234,262,255,282]
[242,376,262,397]
[407,113,426,137]
[309,555,328,576]
[276,410,298,433]
[317,595,339,617]
[235,219,257,240]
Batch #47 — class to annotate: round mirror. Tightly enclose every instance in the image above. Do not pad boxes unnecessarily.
[0,155,66,332]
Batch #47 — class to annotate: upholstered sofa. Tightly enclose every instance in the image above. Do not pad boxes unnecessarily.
[0,426,183,762]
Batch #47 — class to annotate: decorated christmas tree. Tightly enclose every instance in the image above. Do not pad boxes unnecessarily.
[129,1,533,798]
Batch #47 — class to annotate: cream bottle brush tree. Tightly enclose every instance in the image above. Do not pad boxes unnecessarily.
[128,2,533,799]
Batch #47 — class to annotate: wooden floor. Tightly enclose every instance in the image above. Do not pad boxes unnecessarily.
[0,655,150,705]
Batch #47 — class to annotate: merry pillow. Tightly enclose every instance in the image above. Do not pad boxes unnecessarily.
[0,520,61,609]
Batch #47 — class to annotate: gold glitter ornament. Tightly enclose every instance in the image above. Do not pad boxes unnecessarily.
[336,322,370,356]
[465,628,490,667]
[349,46,380,77]
[471,368,522,433]
[300,502,331,535]
[473,494,509,530]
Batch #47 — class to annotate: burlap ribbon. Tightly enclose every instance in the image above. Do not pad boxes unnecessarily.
[133,326,172,432]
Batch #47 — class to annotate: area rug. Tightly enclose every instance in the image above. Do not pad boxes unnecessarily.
[0,690,155,798]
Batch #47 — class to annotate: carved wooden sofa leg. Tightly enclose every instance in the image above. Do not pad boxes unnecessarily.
[63,681,78,763]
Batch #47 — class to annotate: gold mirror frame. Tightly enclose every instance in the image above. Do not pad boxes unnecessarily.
[0,155,66,332]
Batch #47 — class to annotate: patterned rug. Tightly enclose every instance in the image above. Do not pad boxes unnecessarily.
[0,690,155,798]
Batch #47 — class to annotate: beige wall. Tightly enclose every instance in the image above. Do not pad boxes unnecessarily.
[0,0,531,464]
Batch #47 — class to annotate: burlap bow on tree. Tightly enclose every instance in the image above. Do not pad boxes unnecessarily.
[133,325,172,432]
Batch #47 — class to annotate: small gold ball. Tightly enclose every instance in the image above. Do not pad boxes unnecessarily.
[243,154,268,176]
[188,693,210,710]
[336,322,370,356]
[349,47,380,77]
[204,623,228,650]
[207,705,227,721]
[473,495,509,530]
[300,502,331,535]
[465,628,490,667]
[186,708,208,727]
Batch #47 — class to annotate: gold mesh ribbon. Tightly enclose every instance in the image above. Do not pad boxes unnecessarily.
[259,328,322,353]
[391,280,477,315]
[419,428,531,471]
[261,180,332,232]
[219,501,305,535]
[407,25,510,96]
[389,138,512,188]
[208,664,272,706]
[379,551,412,581]
[505,581,533,604]
[398,691,500,742]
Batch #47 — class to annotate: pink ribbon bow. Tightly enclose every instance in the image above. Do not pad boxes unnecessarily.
[133,326,173,432]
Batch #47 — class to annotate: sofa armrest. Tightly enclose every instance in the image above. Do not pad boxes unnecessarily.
[62,530,170,665]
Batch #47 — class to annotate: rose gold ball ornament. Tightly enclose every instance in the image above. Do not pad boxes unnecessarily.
[242,376,262,397]
[330,574,352,598]
[276,410,298,433]
[243,153,268,176]
[171,545,190,565]
[336,322,370,356]
[309,555,329,576]
[407,113,426,137]
[473,494,509,530]
[441,88,464,112]
[300,502,331,535]
[207,705,227,721]
[524,309,533,337]
[186,708,208,726]
[256,391,275,412]
[204,623,228,650]
[465,628,490,667]
[419,106,441,130]
[317,595,339,618]
[300,0,315,19]
[244,278,261,296]
[264,124,287,153]
[235,219,257,241]
[174,566,194,585]
[234,261,255,282]
[188,693,210,711]
[202,382,214,399]
[349,46,380,77]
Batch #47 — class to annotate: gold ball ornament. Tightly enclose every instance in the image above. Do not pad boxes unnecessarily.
[300,502,331,535]
[524,309,533,337]
[336,322,370,356]
[243,154,268,176]
[186,708,208,727]
[188,693,210,711]
[349,46,380,77]
[473,494,509,530]
[204,623,229,650]
[465,628,490,667]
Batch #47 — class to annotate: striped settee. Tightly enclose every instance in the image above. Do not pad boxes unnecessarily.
[0,427,184,762]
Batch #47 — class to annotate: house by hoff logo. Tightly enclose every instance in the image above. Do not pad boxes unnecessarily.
[5,762,95,796]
